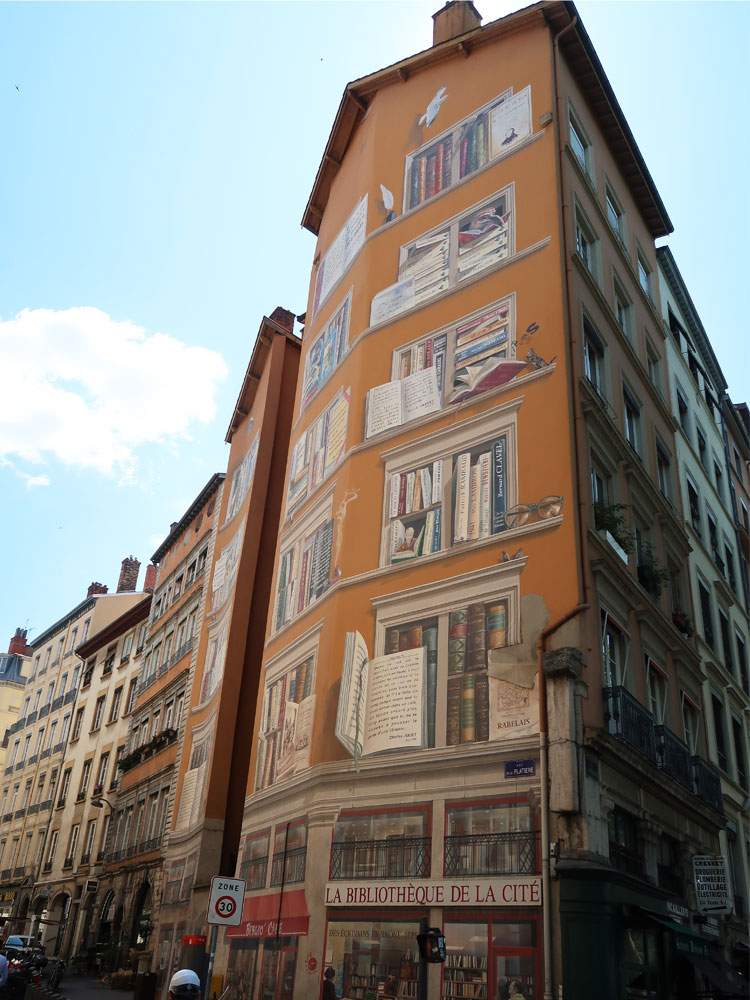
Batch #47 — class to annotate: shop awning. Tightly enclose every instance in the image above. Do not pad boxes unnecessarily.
[648,915,711,958]
[687,955,744,998]
[226,890,309,939]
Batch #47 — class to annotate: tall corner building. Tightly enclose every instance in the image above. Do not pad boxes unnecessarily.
[220,3,748,1000]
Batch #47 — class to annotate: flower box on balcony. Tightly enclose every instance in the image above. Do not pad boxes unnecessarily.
[671,611,694,638]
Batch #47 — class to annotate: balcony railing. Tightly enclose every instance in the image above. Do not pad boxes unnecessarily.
[39,799,52,811]
[27,710,38,725]
[330,838,431,880]
[27,754,38,767]
[603,686,657,763]
[239,858,268,891]
[39,703,50,719]
[609,841,643,878]
[655,726,692,790]
[13,866,25,878]
[28,804,39,815]
[80,853,90,865]
[171,638,194,667]
[108,849,126,863]
[14,808,26,819]
[270,846,307,886]
[52,695,64,711]
[139,836,163,854]
[445,831,539,877]
[2,812,12,822]
[97,850,106,862]
[3,766,12,776]
[691,757,724,815]
[41,748,51,760]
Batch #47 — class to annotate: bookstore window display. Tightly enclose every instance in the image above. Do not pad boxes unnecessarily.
[325,918,420,1000]
[443,918,539,1000]
[256,655,316,790]
[380,402,521,568]
[226,939,259,1000]
[257,938,298,1000]
[331,810,430,880]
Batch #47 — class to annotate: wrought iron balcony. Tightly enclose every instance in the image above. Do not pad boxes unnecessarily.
[445,831,539,877]
[691,757,724,815]
[655,725,692,790]
[26,710,38,725]
[2,812,11,822]
[39,799,52,811]
[52,695,64,711]
[330,837,431,880]
[139,836,163,854]
[171,638,194,667]
[28,804,39,815]
[14,808,26,819]
[270,846,307,886]
[97,850,106,862]
[27,754,38,766]
[39,703,50,719]
[64,689,76,704]
[108,849,126,863]
[239,858,268,891]
[13,866,25,878]
[41,748,51,760]
[603,686,656,763]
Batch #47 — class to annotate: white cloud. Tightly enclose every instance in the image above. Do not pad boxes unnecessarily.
[20,472,51,489]
[0,307,228,478]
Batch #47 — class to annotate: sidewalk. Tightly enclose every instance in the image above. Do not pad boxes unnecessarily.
[55,975,134,1000]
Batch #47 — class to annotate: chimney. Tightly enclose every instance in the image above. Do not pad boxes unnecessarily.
[8,628,29,657]
[432,1,482,45]
[269,307,295,333]
[117,555,141,593]
[144,564,158,593]
[87,582,108,598]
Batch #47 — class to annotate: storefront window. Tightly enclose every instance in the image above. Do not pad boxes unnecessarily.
[252,938,297,1000]
[227,940,259,1000]
[325,918,420,999]
[622,928,659,998]
[444,918,539,1000]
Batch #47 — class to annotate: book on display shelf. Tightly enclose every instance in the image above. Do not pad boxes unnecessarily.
[365,366,441,439]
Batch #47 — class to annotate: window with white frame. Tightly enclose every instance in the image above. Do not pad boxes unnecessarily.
[686,475,701,536]
[646,658,668,723]
[583,316,606,397]
[656,441,672,501]
[568,106,592,177]
[613,276,632,338]
[646,339,662,394]
[575,205,599,281]
[637,252,652,298]
[696,423,708,469]
[91,695,106,731]
[601,611,630,689]
[623,386,641,455]
[273,489,335,634]
[605,183,625,240]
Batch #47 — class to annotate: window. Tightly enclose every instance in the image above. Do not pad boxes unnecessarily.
[21,734,31,761]
[575,206,599,280]
[741,499,749,534]
[72,707,85,741]
[66,824,80,865]
[602,612,629,690]
[81,618,91,644]
[109,686,123,723]
[126,679,138,715]
[121,632,133,662]
[239,831,270,889]
[95,752,109,793]
[646,340,662,394]
[90,695,104,732]
[713,459,724,503]
[273,491,335,633]
[270,823,307,886]
[613,278,632,338]
[34,727,45,755]
[718,607,734,675]
[698,577,715,650]
[583,317,605,397]
[299,291,352,408]
[9,784,19,811]
[46,720,58,750]
[656,442,671,501]
[78,759,91,800]
[676,383,690,439]
[707,510,721,569]
[646,658,668,724]
[46,829,59,864]
[732,716,747,789]
[696,424,708,470]
[724,540,736,592]
[605,184,624,240]
[332,810,430,880]
[736,631,749,694]
[103,646,116,675]
[569,107,591,176]
[445,800,533,877]
[10,740,20,766]
[83,819,97,859]
[58,768,71,806]
[396,186,514,313]
[45,681,54,704]
[82,659,94,688]
[257,654,316,790]
[608,807,641,876]
[67,627,78,654]
[380,402,525,568]
[173,575,183,601]
[591,461,610,506]
[623,387,641,455]
[686,476,701,536]
[34,774,46,805]
[637,252,652,298]
[711,692,728,771]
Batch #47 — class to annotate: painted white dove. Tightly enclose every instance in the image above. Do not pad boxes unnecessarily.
[380,184,394,211]
[419,86,447,128]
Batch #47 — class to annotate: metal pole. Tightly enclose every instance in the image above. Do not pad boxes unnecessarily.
[203,924,218,1000]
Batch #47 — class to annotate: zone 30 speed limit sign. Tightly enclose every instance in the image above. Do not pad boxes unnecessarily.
[206,876,246,926]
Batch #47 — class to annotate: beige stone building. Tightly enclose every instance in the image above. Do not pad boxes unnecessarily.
[0,628,31,925]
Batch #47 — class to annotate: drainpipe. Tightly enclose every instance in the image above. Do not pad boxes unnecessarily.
[538,603,588,1000]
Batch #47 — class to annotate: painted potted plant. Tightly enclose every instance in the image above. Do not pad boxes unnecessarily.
[637,542,670,599]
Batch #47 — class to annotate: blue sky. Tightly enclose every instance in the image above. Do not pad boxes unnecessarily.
[1,1,748,646]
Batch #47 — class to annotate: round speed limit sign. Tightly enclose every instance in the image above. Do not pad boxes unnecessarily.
[215,896,236,919]
[207,876,246,926]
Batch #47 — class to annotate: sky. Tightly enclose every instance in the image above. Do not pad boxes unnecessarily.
[0,0,748,647]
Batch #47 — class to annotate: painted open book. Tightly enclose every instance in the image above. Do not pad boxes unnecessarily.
[335,631,427,762]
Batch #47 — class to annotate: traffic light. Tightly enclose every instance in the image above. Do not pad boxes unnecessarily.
[417,928,446,963]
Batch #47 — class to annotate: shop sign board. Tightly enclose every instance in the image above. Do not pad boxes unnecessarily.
[667,901,689,924]
[505,759,535,778]
[324,877,541,908]
[692,855,731,914]
[206,876,246,926]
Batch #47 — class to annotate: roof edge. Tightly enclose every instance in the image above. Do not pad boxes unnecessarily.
[151,472,226,564]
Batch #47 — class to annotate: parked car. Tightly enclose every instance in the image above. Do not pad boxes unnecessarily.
[3,935,36,956]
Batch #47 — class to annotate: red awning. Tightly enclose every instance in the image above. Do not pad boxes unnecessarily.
[226,890,309,939]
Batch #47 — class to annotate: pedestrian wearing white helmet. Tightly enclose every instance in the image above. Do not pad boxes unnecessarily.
[169,969,201,1000]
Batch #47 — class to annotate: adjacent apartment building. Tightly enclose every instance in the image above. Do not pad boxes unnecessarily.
[1,564,147,949]
[224,4,747,1000]
[0,629,31,926]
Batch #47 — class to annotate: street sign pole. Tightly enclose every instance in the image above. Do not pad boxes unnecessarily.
[203,924,219,1000]
[203,875,246,1000]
